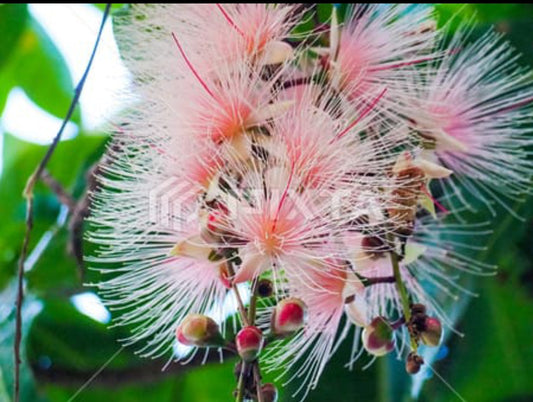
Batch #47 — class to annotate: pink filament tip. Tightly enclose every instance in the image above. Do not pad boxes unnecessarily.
[334,87,388,142]
[421,185,449,214]
[171,32,215,99]
[216,4,245,37]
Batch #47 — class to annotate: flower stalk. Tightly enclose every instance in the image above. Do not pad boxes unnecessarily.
[388,234,418,352]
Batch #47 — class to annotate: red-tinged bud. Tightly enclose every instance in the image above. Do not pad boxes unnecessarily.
[271,298,308,337]
[218,262,232,289]
[261,383,278,402]
[406,352,424,374]
[420,316,442,347]
[362,316,395,356]
[236,326,263,362]
[176,314,224,347]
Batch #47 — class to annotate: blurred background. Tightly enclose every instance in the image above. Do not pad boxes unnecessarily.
[1,4,533,402]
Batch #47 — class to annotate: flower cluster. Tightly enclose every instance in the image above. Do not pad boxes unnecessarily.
[88,4,533,400]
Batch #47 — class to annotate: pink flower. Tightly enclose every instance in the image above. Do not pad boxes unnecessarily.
[262,261,366,397]
[329,5,439,108]
[88,4,533,399]
[400,29,533,212]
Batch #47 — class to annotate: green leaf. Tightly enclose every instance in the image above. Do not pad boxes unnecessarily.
[0,134,106,290]
[419,279,533,402]
[2,16,78,121]
[0,4,28,114]
[0,4,28,70]
[0,283,44,402]
[0,369,10,402]
[93,4,127,14]
[27,298,143,371]
[282,326,378,402]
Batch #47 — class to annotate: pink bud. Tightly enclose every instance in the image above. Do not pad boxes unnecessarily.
[420,316,442,347]
[362,316,395,356]
[271,298,308,337]
[261,383,278,402]
[236,326,264,362]
[176,314,224,347]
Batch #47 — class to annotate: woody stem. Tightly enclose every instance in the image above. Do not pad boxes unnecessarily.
[236,362,248,402]
[227,260,250,326]
[229,263,266,402]
[253,362,264,402]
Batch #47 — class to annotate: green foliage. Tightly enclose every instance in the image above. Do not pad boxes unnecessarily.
[0,284,44,402]
[0,13,78,121]
[0,4,28,112]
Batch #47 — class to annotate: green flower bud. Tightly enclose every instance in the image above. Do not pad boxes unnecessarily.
[176,314,224,347]
[362,316,395,356]
[420,316,442,347]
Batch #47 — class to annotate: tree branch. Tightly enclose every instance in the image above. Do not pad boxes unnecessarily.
[14,5,111,401]
[41,170,76,210]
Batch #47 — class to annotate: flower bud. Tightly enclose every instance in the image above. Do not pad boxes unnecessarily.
[271,298,307,337]
[405,352,424,374]
[362,316,395,356]
[420,316,442,347]
[261,383,278,402]
[410,303,426,317]
[257,279,273,298]
[236,326,264,362]
[176,314,224,347]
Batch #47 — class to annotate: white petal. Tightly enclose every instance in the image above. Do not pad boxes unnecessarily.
[392,151,412,175]
[403,242,427,265]
[414,159,453,179]
[342,272,368,327]
[234,247,271,283]
[246,100,294,127]
[260,40,294,65]
[433,129,469,153]
[264,164,291,191]
[170,235,212,260]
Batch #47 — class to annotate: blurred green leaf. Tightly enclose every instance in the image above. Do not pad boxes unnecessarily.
[43,377,180,402]
[28,299,243,401]
[283,326,378,402]
[0,134,106,289]
[435,4,533,27]
[0,283,44,402]
[0,4,28,113]
[0,4,28,68]
[419,279,533,402]
[0,367,9,402]
[27,298,142,371]
[93,4,127,13]
[1,15,78,122]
